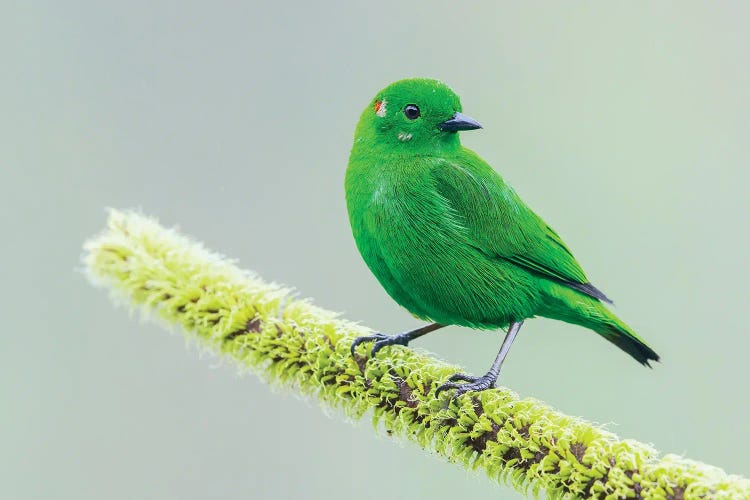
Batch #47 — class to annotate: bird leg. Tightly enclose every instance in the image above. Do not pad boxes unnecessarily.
[350,323,445,358]
[436,320,524,398]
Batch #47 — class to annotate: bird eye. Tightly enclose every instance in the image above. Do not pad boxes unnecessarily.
[403,104,421,120]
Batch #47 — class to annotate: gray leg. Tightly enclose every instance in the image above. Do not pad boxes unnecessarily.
[350,323,445,358]
[436,320,524,397]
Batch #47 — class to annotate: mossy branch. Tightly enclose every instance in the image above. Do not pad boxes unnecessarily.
[83,210,748,499]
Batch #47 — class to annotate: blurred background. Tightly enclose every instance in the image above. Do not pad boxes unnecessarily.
[2,2,748,498]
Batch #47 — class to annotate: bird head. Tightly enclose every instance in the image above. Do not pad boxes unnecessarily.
[353,78,482,153]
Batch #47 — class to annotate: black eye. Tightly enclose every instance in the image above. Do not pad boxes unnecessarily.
[403,104,421,120]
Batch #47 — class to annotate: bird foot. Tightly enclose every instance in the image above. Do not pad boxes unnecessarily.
[350,332,410,358]
[435,372,498,398]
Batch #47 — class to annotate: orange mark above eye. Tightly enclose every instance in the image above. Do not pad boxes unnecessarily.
[373,99,387,117]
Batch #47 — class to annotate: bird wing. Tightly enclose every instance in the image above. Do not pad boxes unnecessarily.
[430,150,611,303]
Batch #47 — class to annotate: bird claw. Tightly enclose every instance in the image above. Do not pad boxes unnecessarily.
[350,332,408,358]
[447,373,479,383]
[436,372,497,398]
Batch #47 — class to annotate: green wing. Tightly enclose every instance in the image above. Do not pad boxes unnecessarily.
[431,150,611,303]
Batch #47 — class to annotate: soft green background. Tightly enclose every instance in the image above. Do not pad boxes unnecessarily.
[3,2,748,499]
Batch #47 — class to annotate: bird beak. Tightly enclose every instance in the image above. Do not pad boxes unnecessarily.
[438,112,483,132]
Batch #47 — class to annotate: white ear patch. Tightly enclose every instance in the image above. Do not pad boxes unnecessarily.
[374,99,387,117]
[398,132,413,142]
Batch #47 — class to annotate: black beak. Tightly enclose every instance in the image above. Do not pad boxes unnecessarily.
[438,112,483,132]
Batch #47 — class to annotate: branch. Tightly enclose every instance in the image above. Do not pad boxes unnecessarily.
[83,210,748,499]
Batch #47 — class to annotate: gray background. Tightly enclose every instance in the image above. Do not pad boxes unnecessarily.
[3,2,749,499]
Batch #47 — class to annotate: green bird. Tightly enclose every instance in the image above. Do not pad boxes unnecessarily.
[346,78,659,396]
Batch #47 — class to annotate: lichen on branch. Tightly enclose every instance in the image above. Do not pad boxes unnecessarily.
[83,210,749,499]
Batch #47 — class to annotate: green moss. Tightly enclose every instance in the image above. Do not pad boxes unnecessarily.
[84,210,749,499]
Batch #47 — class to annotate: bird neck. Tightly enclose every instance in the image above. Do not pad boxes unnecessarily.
[350,133,462,159]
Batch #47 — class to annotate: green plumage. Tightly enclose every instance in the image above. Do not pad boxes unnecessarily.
[346,78,658,368]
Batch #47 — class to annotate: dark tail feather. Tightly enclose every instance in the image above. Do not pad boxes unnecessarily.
[542,285,660,366]
[582,293,659,365]
[580,296,660,366]
[601,324,661,366]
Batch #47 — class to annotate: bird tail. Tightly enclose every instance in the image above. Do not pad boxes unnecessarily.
[541,286,660,366]
[594,311,660,366]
